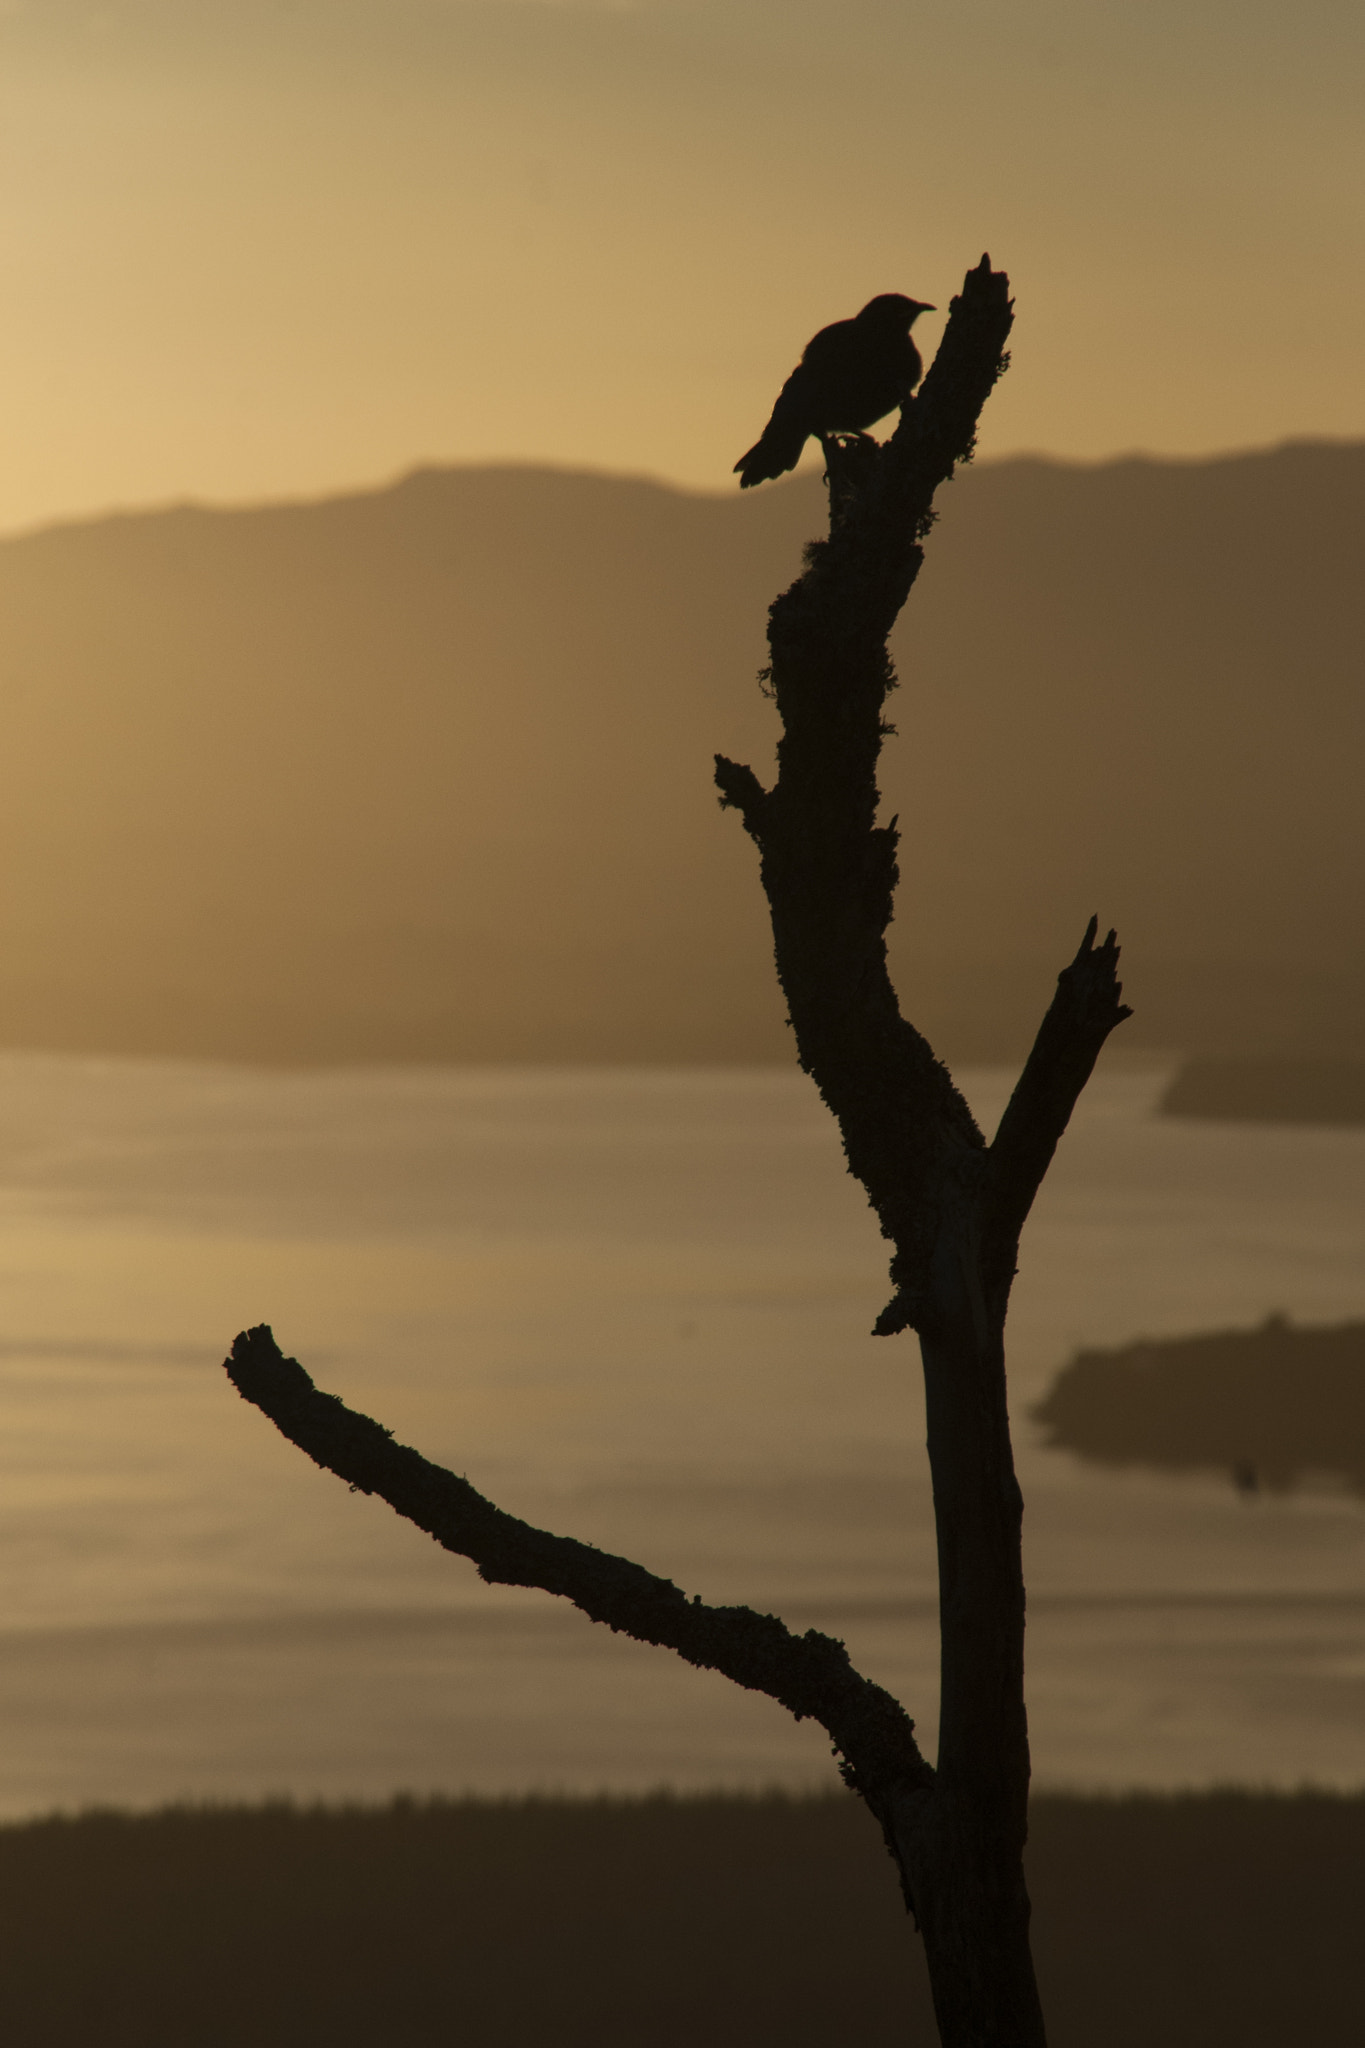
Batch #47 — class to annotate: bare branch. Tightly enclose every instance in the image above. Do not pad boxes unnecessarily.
[223,1325,933,1801]
[983,918,1133,1300]
[713,754,770,840]
[888,253,1015,487]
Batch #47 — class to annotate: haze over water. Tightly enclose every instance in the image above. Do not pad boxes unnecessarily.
[0,1052,1360,1817]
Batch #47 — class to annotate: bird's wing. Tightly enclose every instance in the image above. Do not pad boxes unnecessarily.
[798,317,860,378]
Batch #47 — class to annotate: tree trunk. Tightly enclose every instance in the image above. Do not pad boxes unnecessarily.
[717,258,1130,2044]
[906,1289,1045,2046]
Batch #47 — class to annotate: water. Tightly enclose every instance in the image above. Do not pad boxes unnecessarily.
[0,1052,1360,1816]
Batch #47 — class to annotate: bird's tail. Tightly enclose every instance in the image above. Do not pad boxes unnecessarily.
[733,417,809,490]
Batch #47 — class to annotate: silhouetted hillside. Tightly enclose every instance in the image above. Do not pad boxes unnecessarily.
[0,1792,1360,2046]
[0,443,1360,1063]
[1032,1314,1365,1493]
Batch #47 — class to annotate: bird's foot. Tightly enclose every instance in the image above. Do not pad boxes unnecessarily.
[820,432,881,526]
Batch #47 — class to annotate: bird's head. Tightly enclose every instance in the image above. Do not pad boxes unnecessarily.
[859,292,936,328]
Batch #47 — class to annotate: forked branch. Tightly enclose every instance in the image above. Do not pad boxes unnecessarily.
[983,917,1132,1306]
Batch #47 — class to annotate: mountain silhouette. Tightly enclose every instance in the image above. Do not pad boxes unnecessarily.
[0,442,1359,1064]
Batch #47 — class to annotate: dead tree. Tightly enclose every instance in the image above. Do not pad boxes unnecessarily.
[223,254,1129,2047]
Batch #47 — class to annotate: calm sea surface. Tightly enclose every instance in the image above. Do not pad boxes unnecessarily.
[0,1053,1361,1816]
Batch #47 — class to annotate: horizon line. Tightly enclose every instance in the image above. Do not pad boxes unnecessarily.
[3,433,1361,546]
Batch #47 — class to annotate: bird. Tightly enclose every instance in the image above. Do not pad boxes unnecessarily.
[733,293,936,490]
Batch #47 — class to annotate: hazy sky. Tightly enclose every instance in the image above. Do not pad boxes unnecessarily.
[1,0,1360,530]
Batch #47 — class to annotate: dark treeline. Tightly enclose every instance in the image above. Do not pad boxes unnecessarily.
[0,1789,1358,2044]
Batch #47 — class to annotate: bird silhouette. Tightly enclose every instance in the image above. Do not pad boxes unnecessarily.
[734,293,936,490]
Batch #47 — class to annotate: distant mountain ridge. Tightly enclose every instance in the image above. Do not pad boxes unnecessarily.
[0,442,1360,1065]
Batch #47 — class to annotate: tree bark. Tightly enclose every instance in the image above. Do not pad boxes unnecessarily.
[223,255,1130,2047]
[715,258,1131,2044]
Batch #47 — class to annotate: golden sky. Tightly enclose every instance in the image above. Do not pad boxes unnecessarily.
[0,0,1360,531]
